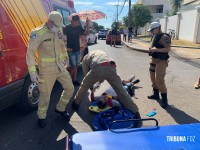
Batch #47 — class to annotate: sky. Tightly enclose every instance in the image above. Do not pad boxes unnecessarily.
[75,0,137,28]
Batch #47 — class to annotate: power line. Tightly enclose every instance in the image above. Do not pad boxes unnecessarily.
[118,0,127,16]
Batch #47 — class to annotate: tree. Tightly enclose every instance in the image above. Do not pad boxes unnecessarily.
[93,22,99,31]
[122,16,129,27]
[119,25,124,33]
[98,25,105,30]
[131,4,153,36]
[170,0,183,15]
[111,22,118,29]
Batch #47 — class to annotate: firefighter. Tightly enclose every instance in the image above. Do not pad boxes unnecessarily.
[26,11,74,128]
[71,50,142,127]
[147,22,171,108]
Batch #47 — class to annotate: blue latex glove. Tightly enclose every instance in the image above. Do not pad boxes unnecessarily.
[146,111,157,117]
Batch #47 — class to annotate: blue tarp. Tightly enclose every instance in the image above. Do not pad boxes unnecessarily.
[70,123,200,150]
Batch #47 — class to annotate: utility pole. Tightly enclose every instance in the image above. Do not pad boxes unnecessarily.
[114,4,119,28]
[128,0,131,26]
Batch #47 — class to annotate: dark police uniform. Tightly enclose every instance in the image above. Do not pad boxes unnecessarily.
[148,33,171,108]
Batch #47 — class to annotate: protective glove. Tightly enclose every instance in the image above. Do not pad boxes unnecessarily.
[64,59,70,71]
[30,72,39,83]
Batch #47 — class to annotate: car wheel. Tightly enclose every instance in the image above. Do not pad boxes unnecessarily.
[95,38,97,44]
[18,76,39,111]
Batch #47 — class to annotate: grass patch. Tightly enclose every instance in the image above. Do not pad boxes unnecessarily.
[140,37,200,47]
[172,40,200,47]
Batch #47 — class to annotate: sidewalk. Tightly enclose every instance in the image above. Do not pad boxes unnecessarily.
[122,38,200,60]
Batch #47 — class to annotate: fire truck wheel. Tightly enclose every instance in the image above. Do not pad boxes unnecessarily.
[18,76,40,111]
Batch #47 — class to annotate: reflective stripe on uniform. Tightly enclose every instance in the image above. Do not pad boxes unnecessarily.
[59,54,66,60]
[41,58,56,62]
[38,107,47,111]
[37,28,48,35]
[38,79,45,83]
[28,66,36,72]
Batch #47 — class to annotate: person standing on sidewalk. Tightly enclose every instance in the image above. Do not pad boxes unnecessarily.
[110,26,117,47]
[71,50,142,127]
[128,26,133,43]
[63,15,89,86]
[123,28,127,42]
[26,11,74,128]
[194,77,200,89]
[147,22,171,108]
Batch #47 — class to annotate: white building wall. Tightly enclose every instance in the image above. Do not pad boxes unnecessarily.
[142,0,168,5]
[142,0,171,14]
[152,13,165,19]
[166,15,177,32]
[179,10,197,41]
[137,0,200,43]
[159,18,166,31]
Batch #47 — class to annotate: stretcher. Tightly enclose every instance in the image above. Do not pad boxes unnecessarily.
[69,119,200,150]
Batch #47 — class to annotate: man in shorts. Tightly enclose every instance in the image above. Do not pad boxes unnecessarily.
[63,15,89,86]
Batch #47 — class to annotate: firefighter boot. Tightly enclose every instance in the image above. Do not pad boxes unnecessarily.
[55,110,70,121]
[71,101,80,110]
[147,88,160,100]
[161,93,168,108]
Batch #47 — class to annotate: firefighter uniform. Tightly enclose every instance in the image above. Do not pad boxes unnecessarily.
[72,50,139,113]
[26,12,74,119]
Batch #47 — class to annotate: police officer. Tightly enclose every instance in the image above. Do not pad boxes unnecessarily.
[147,22,171,108]
[26,11,74,128]
[110,26,117,47]
[71,50,142,127]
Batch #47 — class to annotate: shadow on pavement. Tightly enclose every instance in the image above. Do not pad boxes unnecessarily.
[0,80,78,150]
[165,105,200,124]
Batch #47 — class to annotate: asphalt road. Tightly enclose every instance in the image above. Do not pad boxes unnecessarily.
[0,39,199,150]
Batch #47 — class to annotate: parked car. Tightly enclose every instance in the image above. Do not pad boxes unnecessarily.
[86,30,97,45]
[0,0,75,111]
[106,30,121,45]
[98,29,108,39]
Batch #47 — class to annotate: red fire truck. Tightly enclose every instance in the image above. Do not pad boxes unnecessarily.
[0,0,75,111]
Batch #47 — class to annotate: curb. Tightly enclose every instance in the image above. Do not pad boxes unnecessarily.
[171,45,200,49]
[122,41,149,54]
[137,38,200,49]
[122,41,200,66]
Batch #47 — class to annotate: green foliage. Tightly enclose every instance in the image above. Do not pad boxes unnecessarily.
[111,22,118,29]
[93,22,99,31]
[170,0,183,15]
[119,25,124,33]
[131,4,153,28]
[122,16,129,27]
[98,25,105,30]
